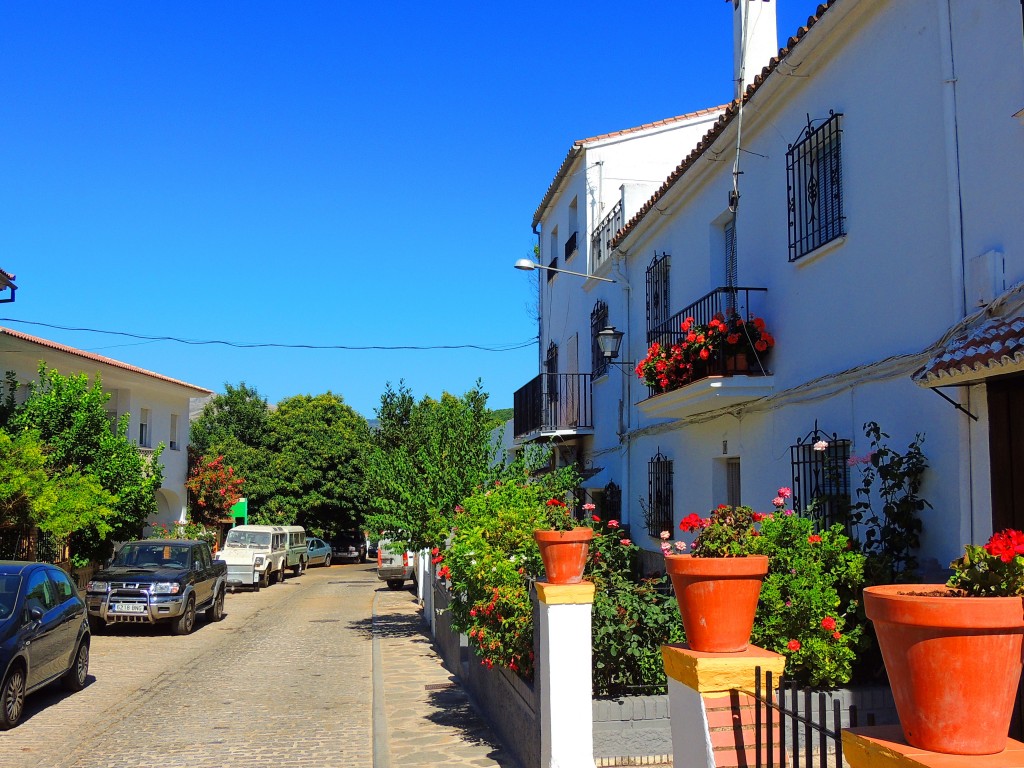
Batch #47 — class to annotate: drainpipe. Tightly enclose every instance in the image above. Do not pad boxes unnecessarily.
[613,256,633,529]
[532,222,544,375]
[938,0,972,544]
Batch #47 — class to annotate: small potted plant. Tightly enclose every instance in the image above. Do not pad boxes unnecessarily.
[660,496,775,653]
[721,312,774,372]
[863,528,1024,756]
[533,497,595,584]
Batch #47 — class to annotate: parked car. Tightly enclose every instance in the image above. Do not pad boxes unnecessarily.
[283,526,307,576]
[1,561,91,729]
[376,538,415,589]
[330,532,367,564]
[85,539,227,635]
[216,525,289,590]
[306,538,332,567]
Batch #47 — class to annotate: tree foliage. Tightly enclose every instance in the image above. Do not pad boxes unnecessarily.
[363,381,498,551]
[189,384,371,535]
[0,365,150,563]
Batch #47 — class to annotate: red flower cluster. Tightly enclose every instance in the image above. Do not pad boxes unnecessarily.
[984,529,1024,563]
[186,455,244,521]
[635,312,775,393]
[679,513,707,533]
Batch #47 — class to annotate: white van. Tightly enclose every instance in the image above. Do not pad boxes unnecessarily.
[216,525,289,591]
[283,526,307,575]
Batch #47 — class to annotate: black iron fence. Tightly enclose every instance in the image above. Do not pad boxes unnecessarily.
[513,373,593,438]
[749,667,870,768]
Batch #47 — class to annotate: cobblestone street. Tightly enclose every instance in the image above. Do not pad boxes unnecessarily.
[0,564,514,768]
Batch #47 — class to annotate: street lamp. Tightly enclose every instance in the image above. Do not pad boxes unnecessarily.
[596,326,634,367]
[513,259,616,283]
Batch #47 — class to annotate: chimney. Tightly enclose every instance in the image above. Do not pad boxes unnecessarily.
[733,0,778,100]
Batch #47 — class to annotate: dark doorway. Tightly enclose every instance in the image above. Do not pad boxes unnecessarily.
[987,373,1024,740]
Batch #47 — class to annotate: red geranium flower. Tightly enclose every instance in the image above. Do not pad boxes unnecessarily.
[821,616,836,631]
[787,639,801,651]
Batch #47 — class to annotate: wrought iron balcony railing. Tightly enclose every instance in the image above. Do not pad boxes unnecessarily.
[564,231,578,260]
[591,200,623,271]
[513,373,593,439]
[645,286,770,392]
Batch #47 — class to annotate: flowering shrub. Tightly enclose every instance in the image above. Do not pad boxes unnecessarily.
[663,503,763,557]
[947,529,1024,596]
[186,455,244,526]
[590,515,684,696]
[635,313,774,392]
[748,493,866,688]
[148,520,219,549]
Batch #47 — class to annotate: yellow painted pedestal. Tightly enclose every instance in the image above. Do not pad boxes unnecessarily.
[843,727,1024,768]
[662,644,786,768]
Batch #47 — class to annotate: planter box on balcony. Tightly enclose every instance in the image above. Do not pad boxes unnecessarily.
[637,375,775,420]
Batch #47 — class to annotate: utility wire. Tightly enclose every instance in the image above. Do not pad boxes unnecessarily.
[0,317,538,353]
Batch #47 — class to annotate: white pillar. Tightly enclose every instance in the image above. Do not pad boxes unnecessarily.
[536,581,596,768]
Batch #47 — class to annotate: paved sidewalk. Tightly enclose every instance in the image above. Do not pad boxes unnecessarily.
[373,586,518,768]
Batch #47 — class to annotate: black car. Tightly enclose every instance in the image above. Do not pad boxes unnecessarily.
[330,532,367,564]
[0,561,91,729]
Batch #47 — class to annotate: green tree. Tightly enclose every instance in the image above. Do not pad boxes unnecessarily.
[363,381,497,550]
[255,392,370,534]
[3,365,161,562]
[189,382,275,517]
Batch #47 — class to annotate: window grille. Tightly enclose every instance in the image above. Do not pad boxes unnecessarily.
[590,300,609,378]
[645,252,671,340]
[604,480,621,523]
[727,458,741,507]
[647,452,674,537]
[790,424,852,532]
[564,231,578,260]
[724,217,737,290]
[787,112,844,261]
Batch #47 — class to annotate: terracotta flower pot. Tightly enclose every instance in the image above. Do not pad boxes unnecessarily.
[665,554,769,653]
[864,584,1024,755]
[534,527,594,584]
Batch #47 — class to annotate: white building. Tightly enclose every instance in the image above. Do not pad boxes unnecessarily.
[517,0,1024,574]
[0,326,213,528]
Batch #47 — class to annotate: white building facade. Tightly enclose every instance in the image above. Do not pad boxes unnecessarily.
[517,0,1024,574]
[0,326,213,528]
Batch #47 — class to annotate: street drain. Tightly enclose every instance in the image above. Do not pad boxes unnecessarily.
[424,682,456,691]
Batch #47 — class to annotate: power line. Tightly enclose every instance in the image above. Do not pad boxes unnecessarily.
[0,317,538,353]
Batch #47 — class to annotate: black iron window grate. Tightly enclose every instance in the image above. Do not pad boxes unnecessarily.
[787,111,844,261]
[646,451,673,537]
[790,425,852,532]
[564,231,578,260]
[590,300,609,378]
[645,252,671,336]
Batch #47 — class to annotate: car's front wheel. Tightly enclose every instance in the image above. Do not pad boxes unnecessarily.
[62,640,90,692]
[0,666,26,730]
[386,579,404,590]
[277,565,287,584]
[323,553,331,567]
[170,596,196,636]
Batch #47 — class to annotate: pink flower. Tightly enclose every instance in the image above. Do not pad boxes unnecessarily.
[659,531,671,540]
[582,503,596,511]
[777,487,792,499]
[660,543,671,553]
[772,497,785,509]
[608,520,620,529]
[813,440,829,452]
[674,541,687,552]
[619,538,632,546]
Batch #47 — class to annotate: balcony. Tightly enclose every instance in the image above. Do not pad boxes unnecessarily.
[513,373,593,441]
[564,231,578,260]
[639,287,774,420]
[591,201,623,272]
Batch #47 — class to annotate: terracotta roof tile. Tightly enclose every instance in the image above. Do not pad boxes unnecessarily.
[913,317,1024,386]
[0,268,14,281]
[611,0,839,249]
[0,326,213,394]
[532,105,729,228]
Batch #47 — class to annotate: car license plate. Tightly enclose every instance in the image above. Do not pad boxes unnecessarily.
[113,603,146,613]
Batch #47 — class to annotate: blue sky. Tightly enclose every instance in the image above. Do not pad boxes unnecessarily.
[0,1,823,418]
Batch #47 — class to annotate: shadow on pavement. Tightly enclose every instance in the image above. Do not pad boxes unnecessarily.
[425,685,517,766]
